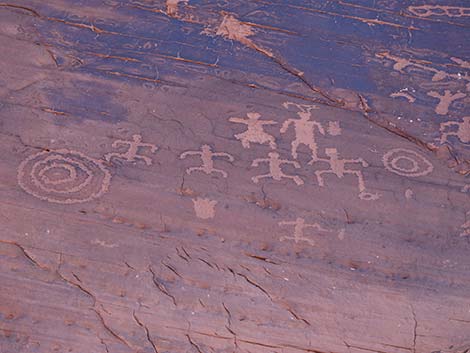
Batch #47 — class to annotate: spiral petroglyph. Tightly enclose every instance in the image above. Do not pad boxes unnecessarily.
[382,148,433,177]
[17,149,111,204]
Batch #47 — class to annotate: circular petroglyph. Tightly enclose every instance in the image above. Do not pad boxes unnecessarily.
[382,148,433,177]
[17,149,111,204]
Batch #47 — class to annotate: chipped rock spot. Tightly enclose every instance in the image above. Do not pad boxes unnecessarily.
[193,198,217,219]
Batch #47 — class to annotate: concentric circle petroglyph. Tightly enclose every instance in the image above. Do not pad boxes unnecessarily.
[17,149,111,204]
[382,148,433,177]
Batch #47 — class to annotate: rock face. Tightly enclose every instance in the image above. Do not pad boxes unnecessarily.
[0,1,469,353]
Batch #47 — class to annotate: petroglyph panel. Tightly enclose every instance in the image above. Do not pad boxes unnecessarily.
[382,149,434,177]
[17,150,111,204]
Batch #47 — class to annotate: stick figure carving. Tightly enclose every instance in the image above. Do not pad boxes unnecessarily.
[105,134,158,166]
[281,102,325,161]
[312,148,379,200]
[440,117,470,144]
[180,145,234,178]
[427,90,466,115]
[229,112,277,149]
[251,152,303,185]
[279,217,329,246]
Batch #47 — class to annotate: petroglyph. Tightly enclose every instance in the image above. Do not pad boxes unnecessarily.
[390,91,416,103]
[166,0,188,17]
[311,148,379,201]
[462,184,470,193]
[252,152,303,185]
[281,102,324,161]
[17,150,111,204]
[229,112,277,149]
[376,52,467,83]
[91,239,119,248]
[461,212,470,237]
[327,121,342,136]
[383,148,433,177]
[405,189,414,200]
[440,117,470,144]
[105,134,158,166]
[192,198,217,219]
[408,5,470,18]
[207,13,274,58]
[180,145,234,178]
[427,90,466,115]
[279,217,330,246]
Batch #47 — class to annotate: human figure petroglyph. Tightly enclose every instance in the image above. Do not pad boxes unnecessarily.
[279,217,329,246]
[17,150,111,204]
[382,148,434,177]
[408,5,470,18]
[440,117,470,144]
[105,134,158,166]
[312,148,379,200]
[427,90,466,115]
[229,112,277,149]
[251,152,303,185]
[180,145,234,178]
[281,102,325,161]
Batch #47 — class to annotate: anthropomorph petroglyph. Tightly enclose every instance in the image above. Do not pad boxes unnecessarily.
[252,152,303,185]
[281,102,324,161]
[440,117,470,144]
[180,145,234,178]
[408,5,470,18]
[311,148,379,200]
[192,197,217,219]
[229,112,277,149]
[382,148,433,177]
[279,217,330,246]
[105,134,158,166]
[427,90,466,115]
[17,150,111,204]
